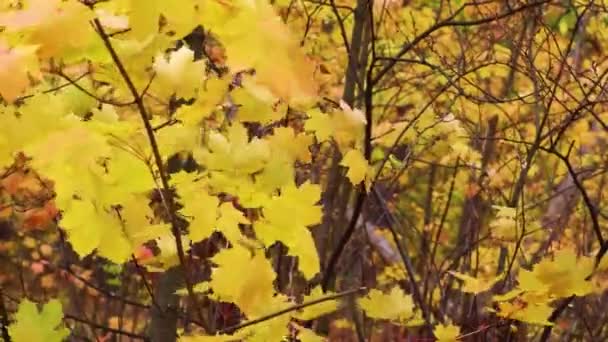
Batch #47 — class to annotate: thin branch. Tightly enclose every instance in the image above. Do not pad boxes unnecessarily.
[329,0,351,55]
[539,296,575,342]
[90,17,207,331]
[52,69,135,107]
[372,0,550,86]
[130,256,160,310]
[372,188,434,325]
[321,190,366,291]
[58,261,150,309]
[543,143,603,249]
[219,287,365,334]
[14,72,91,103]
[153,119,180,132]
[320,0,373,292]
[64,314,150,341]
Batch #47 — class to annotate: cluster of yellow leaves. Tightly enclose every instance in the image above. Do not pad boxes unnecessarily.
[254,182,323,278]
[0,0,495,341]
[200,0,318,105]
[450,247,598,327]
[493,248,595,325]
[305,101,367,148]
[305,101,374,187]
[179,245,334,342]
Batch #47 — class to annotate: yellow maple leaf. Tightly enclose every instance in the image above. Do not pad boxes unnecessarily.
[127,0,201,40]
[216,202,250,244]
[532,248,594,297]
[293,324,326,342]
[9,299,69,342]
[171,171,221,242]
[495,297,554,326]
[254,182,322,278]
[266,127,313,163]
[175,77,230,125]
[60,200,127,262]
[150,233,191,270]
[340,149,369,186]
[209,246,283,318]
[305,108,333,142]
[154,123,202,157]
[357,287,423,326]
[449,271,502,294]
[433,323,461,342]
[517,269,548,293]
[490,205,518,241]
[233,77,286,124]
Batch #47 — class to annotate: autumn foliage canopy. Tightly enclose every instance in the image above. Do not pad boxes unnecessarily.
[1,0,608,341]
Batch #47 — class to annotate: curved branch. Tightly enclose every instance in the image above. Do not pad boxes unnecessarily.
[91,17,207,332]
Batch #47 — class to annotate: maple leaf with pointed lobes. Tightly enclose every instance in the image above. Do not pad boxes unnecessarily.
[433,323,461,342]
[254,127,314,192]
[340,148,369,186]
[175,76,230,125]
[9,299,69,342]
[128,0,201,40]
[60,200,131,263]
[216,202,250,244]
[305,108,333,142]
[334,100,367,148]
[266,127,313,163]
[357,287,424,326]
[254,182,323,278]
[531,248,594,297]
[171,171,221,242]
[495,295,554,326]
[209,246,286,318]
